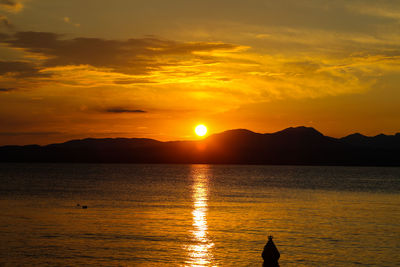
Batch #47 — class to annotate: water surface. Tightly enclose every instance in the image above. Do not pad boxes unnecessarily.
[0,164,399,266]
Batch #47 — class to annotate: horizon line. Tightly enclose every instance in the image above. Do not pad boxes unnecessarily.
[1,125,399,147]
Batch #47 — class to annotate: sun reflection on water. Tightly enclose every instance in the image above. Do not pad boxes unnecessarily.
[185,165,214,266]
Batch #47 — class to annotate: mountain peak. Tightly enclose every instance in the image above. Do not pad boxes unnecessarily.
[219,128,257,135]
[342,133,368,140]
[347,133,365,137]
[275,126,323,136]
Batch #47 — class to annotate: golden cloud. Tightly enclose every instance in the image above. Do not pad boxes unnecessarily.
[0,0,23,12]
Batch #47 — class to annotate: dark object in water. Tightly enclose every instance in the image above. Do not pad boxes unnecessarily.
[77,203,80,207]
[262,235,280,267]
[82,205,87,209]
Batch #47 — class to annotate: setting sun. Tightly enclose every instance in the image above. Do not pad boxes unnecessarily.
[195,125,208,137]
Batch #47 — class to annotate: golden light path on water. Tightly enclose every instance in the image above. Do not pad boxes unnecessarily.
[185,166,215,266]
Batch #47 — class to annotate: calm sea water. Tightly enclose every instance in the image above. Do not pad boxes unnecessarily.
[0,163,399,266]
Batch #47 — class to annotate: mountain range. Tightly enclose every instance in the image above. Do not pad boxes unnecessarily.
[0,126,399,166]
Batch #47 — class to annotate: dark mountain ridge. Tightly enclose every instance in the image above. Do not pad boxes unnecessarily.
[1,126,399,166]
[340,132,400,149]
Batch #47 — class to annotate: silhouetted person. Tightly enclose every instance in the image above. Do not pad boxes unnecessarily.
[262,235,280,267]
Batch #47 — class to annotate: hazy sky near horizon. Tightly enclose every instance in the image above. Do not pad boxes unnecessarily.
[0,0,399,145]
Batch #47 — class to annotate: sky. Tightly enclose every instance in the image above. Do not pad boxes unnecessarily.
[0,0,399,145]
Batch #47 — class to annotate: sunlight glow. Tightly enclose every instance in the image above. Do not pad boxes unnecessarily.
[185,166,214,266]
[195,125,208,137]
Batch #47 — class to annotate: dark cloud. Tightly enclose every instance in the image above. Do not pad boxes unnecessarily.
[0,60,44,78]
[105,108,147,113]
[113,78,156,84]
[0,87,15,91]
[0,32,9,40]
[3,31,241,75]
[283,61,321,73]
[0,0,16,7]
[0,0,22,11]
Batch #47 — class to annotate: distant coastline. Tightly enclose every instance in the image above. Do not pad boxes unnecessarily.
[0,126,399,166]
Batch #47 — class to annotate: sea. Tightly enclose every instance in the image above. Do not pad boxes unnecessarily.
[0,163,399,266]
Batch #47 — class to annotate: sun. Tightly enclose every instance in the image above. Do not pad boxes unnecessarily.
[195,124,207,137]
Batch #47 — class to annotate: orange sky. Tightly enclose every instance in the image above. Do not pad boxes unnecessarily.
[0,0,399,145]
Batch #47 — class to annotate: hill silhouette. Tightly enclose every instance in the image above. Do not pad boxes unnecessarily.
[0,126,399,166]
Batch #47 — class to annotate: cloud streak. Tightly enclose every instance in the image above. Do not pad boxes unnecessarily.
[0,87,15,91]
[0,60,44,78]
[0,0,23,12]
[105,108,147,114]
[3,31,242,75]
